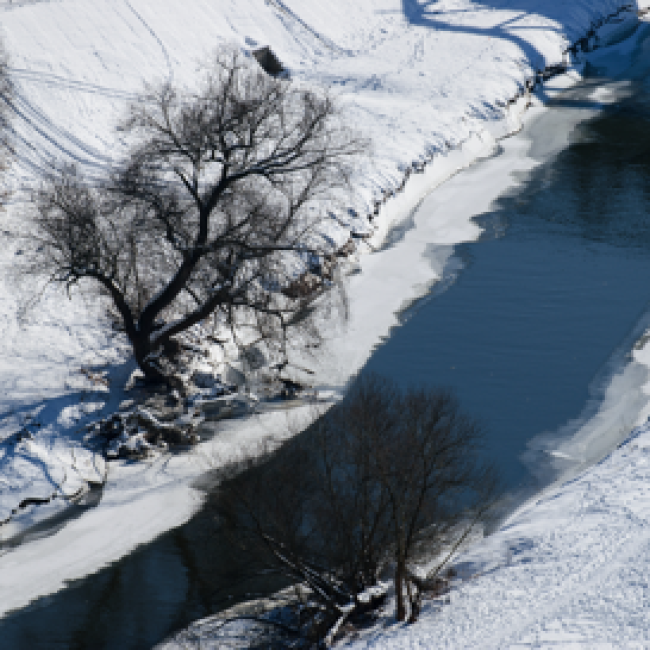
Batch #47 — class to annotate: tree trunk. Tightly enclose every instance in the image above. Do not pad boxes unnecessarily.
[407,578,420,624]
[132,332,167,385]
[395,558,406,622]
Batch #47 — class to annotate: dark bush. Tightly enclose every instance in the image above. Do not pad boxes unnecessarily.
[215,373,498,644]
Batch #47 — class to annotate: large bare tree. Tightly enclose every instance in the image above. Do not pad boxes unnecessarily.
[32,49,364,384]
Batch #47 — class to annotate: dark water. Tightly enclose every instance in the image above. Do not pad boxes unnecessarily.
[362,91,650,488]
[0,486,291,650]
[5,58,650,650]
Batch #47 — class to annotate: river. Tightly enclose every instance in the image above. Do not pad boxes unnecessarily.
[4,29,650,650]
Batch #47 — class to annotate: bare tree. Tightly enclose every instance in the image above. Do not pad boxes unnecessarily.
[215,374,498,645]
[356,377,497,622]
[31,48,365,385]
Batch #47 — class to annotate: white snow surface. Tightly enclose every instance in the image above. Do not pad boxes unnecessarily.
[336,417,650,649]
[1,0,650,640]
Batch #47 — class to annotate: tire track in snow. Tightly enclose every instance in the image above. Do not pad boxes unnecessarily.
[8,68,141,102]
[266,0,350,55]
[123,0,173,86]
[9,90,112,164]
[0,0,61,12]
[0,85,114,182]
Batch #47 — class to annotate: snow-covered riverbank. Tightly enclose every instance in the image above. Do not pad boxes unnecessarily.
[1,0,650,633]
[336,418,650,648]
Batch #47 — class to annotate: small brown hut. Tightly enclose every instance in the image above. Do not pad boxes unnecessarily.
[252,46,286,77]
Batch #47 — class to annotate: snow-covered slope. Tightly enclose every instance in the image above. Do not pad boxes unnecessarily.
[0,0,639,202]
[0,0,647,628]
[342,416,650,648]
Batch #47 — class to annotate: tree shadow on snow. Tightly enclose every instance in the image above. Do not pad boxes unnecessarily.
[0,358,137,543]
[0,357,136,452]
[400,0,633,57]
[400,0,643,108]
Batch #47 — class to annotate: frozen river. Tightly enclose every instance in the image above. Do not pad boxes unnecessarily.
[363,72,650,492]
[5,30,650,650]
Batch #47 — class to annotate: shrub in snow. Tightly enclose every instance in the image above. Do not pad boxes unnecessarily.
[88,407,200,459]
